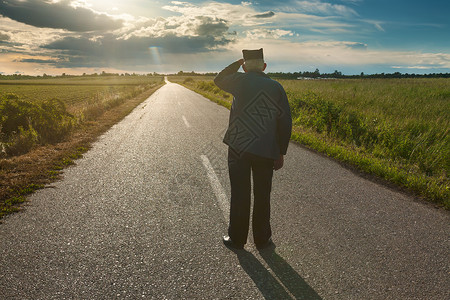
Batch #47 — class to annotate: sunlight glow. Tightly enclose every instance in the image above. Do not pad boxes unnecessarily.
[149,46,166,73]
[149,47,161,64]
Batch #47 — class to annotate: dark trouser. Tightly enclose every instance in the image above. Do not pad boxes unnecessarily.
[228,148,274,246]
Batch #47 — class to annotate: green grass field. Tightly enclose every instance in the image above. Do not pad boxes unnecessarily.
[0,75,164,155]
[172,76,450,208]
[0,75,163,113]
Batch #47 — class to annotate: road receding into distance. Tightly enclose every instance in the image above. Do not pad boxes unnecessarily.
[1,81,448,299]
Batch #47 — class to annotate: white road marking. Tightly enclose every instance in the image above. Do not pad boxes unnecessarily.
[200,155,229,221]
[182,115,191,128]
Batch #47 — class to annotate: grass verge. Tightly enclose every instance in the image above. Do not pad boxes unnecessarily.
[0,82,164,221]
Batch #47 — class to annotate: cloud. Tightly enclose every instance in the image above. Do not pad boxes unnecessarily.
[161,1,273,26]
[0,0,123,32]
[40,32,233,68]
[228,37,450,72]
[0,16,68,56]
[15,58,60,64]
[0,1,237,69]
[343,42,367,50]
[245,29,294,39]
[0,32,10,41]
[195,16,230,36]
[275,11,355,34]
[0,0,247,71]
[292,0,358,17]
[117,13,231,41]
[253,11,275,18]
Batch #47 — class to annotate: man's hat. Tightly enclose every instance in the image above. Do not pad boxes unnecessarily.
[242,48,264,60]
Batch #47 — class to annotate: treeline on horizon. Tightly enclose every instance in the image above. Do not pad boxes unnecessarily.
[1,69,449,79]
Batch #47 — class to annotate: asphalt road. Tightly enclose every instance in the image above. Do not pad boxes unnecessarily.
[1,81,449,300]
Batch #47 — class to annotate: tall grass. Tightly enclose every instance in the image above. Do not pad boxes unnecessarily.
[282,79,449,178]
[173,77,232,109]
[0,93,75,155]
[77,83,156,121]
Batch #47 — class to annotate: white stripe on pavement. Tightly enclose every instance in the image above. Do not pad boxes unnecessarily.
[182,115,191,128]
[200,154,229,222]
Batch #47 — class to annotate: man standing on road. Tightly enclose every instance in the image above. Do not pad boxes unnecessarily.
[214,48,292,250]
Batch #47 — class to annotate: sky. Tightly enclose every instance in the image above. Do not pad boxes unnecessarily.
[0,0,449,75]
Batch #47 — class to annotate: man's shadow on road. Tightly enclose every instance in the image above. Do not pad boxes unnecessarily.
[234,245,322,300]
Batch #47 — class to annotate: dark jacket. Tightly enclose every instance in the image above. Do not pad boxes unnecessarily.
[214,61,292,160]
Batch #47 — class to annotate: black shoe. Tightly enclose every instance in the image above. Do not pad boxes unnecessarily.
[256,238,273,250]
[222,236,244,250]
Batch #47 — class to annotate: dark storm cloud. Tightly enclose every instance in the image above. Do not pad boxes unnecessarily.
[0,0,123,32]
[15,58,61,64]
[35,10,235,68]
[41,33,233,67]
[43,36,100,55]
[253,11,275,18]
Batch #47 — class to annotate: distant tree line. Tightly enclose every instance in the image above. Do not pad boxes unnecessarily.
[1,69,449,80]
[0,71,160,80]
[173,69,450,79]
[267,69,450,79]
[174,71,218,77]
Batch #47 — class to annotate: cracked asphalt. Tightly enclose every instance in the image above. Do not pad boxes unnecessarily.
[1,82,449,299]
